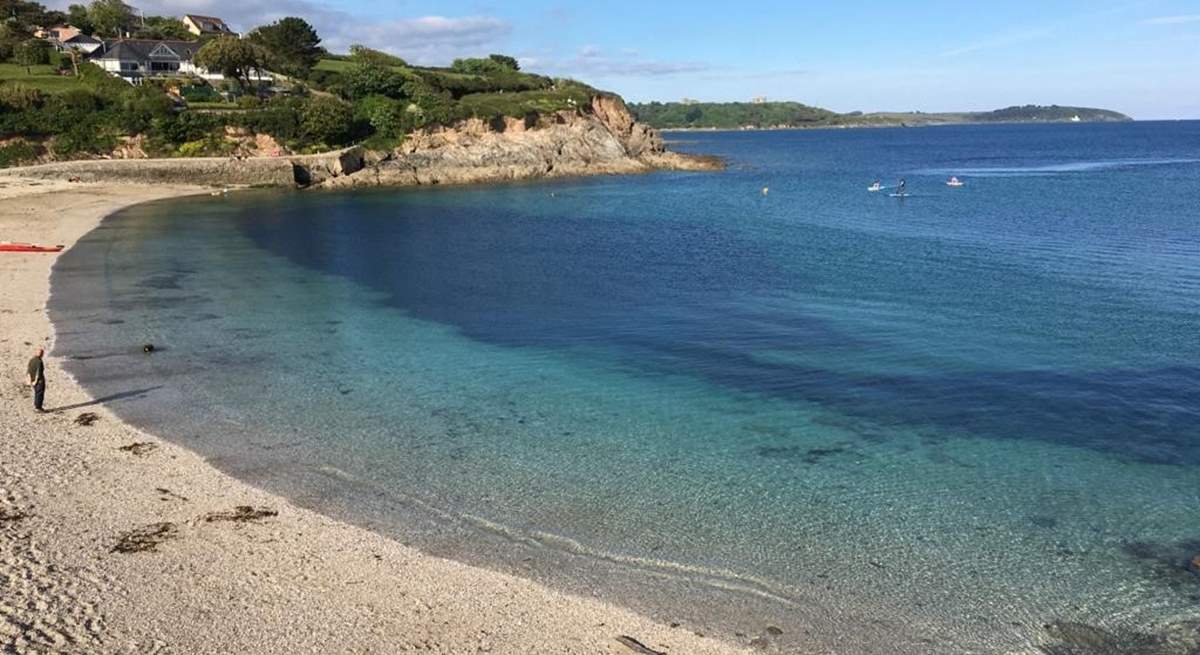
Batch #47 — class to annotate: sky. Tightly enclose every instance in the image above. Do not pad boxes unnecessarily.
[47,0,1200,119]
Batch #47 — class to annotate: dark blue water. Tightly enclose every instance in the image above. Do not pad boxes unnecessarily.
[51,122,1200,653]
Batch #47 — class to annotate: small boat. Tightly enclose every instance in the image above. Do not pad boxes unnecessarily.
[0,242,64,253]
[868,182,883,192]
[946,176,964,187]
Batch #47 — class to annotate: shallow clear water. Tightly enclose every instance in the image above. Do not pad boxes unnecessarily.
[51,122,1200,653]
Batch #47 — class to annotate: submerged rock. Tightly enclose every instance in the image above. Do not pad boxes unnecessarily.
[1039,620,1200,655]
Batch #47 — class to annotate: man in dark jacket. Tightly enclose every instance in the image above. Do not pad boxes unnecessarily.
[27,346,46,412]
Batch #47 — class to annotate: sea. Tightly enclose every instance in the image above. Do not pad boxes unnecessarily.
[50,121,1200,653]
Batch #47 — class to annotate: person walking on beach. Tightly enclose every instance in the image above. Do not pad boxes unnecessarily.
[27,346,46,412]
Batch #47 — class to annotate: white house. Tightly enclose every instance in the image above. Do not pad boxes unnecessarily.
[89,38,273,84]
[182,14,236,37]
[90,39,208,81]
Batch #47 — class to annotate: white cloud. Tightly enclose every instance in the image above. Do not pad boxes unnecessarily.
[1140,14,1200,25]
[939,27,1054,57]
[44,0,512,64]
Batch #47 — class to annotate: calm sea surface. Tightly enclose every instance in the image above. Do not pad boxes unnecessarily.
[51,122,1200,653]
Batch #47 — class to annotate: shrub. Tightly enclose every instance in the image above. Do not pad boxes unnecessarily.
[402,80,453,126]
[238,97,303,142]
[488,54,519,71]
[355,94,407,139]
[450,57,507,75]
[349,46,407,68]
[343,63,408,100]
[0,139,39,167]
[122,85,175,133]
[180,84,221,103]
[300,96,354,146]
[156,111,223,145]
[0,84,43,112]
[52,123,116,157]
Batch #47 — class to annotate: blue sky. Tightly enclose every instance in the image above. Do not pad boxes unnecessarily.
[53,0,1200,118]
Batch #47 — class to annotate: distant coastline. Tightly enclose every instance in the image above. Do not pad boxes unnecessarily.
[658,119,1136,134]
[634,101,1132,131]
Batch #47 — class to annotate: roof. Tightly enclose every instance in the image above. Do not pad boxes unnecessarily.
[63,34,102,45]
[91,39,203,62]
[183,14,233,32]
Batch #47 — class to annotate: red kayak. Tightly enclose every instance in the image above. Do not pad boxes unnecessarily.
[0,242,64,253]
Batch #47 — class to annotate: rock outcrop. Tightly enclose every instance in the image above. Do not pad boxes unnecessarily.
[321,94,721,189]
[0,94,719,190]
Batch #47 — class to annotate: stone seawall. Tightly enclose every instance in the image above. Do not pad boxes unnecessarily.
[0,148,365,188]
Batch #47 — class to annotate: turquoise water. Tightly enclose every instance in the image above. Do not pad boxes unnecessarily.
[51,122,1200,653]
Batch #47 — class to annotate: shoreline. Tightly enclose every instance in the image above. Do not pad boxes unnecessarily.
[1,179,751,654]
[658,119,1138,133]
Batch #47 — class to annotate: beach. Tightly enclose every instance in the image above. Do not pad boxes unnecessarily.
[0,180,752,655]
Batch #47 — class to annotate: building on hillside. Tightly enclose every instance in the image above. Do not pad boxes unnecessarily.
[182,14,236,37]
[35,24,82,41]
[90,40,205,81]
[35,25,103,54]
[751,96,768,104]
[59,34,103,54]
[88,38,272,84]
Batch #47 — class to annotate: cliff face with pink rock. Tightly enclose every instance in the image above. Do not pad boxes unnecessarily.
[321,94,722,189]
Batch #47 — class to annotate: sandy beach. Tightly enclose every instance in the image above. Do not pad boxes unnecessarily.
[0,180,752,655]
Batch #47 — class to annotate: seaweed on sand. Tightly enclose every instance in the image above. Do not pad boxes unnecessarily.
[203,506,278,524]
[111,522,178,553]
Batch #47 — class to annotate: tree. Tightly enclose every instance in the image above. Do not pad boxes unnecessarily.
[0,23,27,62]
[194,37,272,89]
[247,17,323,76]
[450,57,505,75]
[87,0,135,37]
[0,0,62,30]
[134,16,193,41]
[488,54,519,71]
[14,39,51,68]
[66,4,95,34]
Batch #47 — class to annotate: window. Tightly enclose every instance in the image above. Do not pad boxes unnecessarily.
[120,62,140,72]
[150,61,179,72]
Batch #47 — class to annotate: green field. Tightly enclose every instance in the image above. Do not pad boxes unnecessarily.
[0,62,88,93]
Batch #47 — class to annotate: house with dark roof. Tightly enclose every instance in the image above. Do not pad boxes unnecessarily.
[59,34,103,54]
[89,38,273,84]
[89,39,209,81]
[182,14,236,37]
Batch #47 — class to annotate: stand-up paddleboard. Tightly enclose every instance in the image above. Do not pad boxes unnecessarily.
[0,242,64,253]
[889,193,911,198]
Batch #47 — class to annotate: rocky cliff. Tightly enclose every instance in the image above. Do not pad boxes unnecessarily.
[321,94,720,189]
[0,94,719,189]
